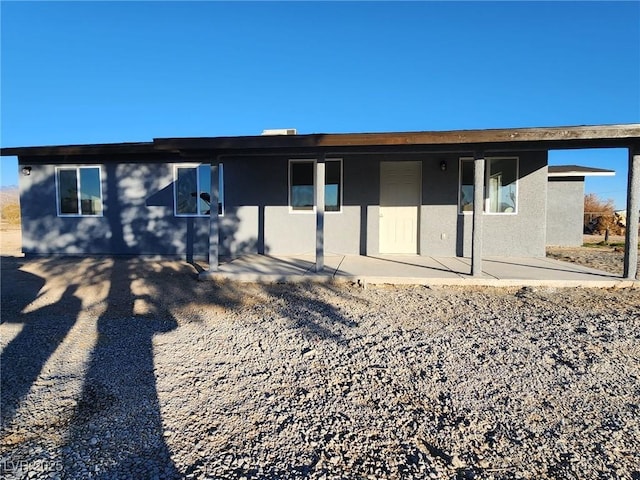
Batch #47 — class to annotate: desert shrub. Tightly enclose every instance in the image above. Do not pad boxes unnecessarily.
[589,215,625,235]
[583,193,624,234]
[584,193,615,216]
[1,202,21,225]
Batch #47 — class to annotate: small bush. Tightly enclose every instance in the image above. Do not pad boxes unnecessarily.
[1,202,21,225]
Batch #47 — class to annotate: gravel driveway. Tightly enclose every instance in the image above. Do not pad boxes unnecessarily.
[1,254,639,480]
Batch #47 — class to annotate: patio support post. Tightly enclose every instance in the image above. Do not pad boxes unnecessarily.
[623,149,639,279]
[315,153,325,272]
[472,152,485,276]
[208,159,220,272]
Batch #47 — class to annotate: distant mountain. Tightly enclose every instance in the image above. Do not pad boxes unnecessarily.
[0,185,19,206]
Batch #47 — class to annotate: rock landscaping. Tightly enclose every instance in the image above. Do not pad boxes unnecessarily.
[1,255,639,480]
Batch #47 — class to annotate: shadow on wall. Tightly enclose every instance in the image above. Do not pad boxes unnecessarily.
[18,163,263,260]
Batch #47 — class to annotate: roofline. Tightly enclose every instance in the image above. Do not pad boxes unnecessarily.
[2,123,639,157]
[154,123,640,152]
[548,171,616,177]
[0,142,155,157]
[548,164,616,177]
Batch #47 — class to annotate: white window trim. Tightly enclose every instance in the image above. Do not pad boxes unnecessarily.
[325,158,343,214]
[289,159,316,214]
[457,156,519,215]
[218,163,225,217]
[55,165,104,217]
[484,156,519,215]
[288,158,343,214]
[458,157,474,215]
[173,163,224,217]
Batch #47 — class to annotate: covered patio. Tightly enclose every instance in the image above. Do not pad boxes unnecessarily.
[199,254,638,287]
[3,123,638,277]
[155,123,640,283]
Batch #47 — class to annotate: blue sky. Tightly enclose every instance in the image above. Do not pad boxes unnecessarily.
[1,1,638,208]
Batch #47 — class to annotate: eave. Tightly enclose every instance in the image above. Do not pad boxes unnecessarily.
[2,123,639,158]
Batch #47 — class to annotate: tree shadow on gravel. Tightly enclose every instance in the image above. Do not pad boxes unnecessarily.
[261,282,361,343]
[61,259,182,479]
[0,256,78,427]
[1,252,367,478]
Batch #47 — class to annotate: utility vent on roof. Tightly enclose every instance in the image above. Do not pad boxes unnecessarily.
[261,128,297,136]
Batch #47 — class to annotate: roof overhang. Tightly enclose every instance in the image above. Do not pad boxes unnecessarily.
[2,123,639,158]
[548,165,616,177]
[0,142,156,157]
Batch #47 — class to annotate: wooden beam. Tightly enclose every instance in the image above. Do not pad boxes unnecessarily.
[4,123,639,158]
[1,142,155,157]
[153,124,640,152]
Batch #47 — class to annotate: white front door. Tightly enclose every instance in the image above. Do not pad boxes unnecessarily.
[379,161,421,254]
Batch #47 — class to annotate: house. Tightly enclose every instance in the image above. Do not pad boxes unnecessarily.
[546,165,615,247]
[2,123,639,279]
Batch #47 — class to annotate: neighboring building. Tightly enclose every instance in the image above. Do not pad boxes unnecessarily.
[546,165,615,247]
[2,123,639,278]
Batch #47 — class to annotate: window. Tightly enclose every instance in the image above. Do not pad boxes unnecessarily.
[325,160,342,212]
[56,166,103,216]
[458,159,474,213]
[174,164,224,216]
[289,159,342,212]
[487,157,517,213]
[290,161,314,211]
[458,157,518,214]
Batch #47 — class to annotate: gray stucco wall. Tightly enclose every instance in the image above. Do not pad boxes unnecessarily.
[18,150,549,259]
[546,177,585,247]
[457,152,548,257]
[222,151,547,257]
[222,156,377,256]
[19,160,211,258]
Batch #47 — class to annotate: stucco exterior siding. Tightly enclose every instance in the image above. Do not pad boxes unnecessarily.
[19,161,211,258]
[546,177,584,247]
[420,154,460,256]
[18,150,548,259]
[226,155,369,256]
[239,152,547,257]
[455,152,548,257]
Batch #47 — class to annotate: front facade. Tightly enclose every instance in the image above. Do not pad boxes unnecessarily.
[3,124,639,279]
[13,150,547,259]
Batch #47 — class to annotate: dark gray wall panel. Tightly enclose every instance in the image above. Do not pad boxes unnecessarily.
[546,177,584,246]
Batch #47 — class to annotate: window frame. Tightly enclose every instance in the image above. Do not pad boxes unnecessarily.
[458,158,475,215]
[173,163,224,217]
[324,158,343,213]
[288,158,343,214]
[55,165,104,217]
[485,156,518,215]
[457,156,519,215]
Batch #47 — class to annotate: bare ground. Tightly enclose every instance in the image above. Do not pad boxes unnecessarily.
[546,234,639,275]
[1,228,639,479]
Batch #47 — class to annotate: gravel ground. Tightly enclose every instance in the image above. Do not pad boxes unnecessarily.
[546,234,639,276]
[1,251,639,480]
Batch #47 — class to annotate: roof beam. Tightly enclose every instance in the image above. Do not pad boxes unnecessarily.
[3,124,639,158]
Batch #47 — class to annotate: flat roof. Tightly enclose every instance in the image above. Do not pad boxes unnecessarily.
[2,123,639,157]
[548,165,616,177]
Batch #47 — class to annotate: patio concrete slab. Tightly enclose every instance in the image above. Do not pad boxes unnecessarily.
[199,254,639,288]
[334,255,465,279]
